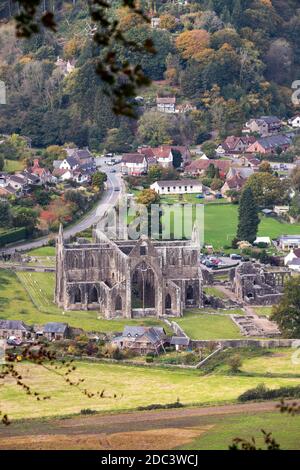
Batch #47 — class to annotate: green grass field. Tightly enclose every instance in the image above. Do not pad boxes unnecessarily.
[27,246,56,257]
[204,205,300,249]
[3,159,25,173]
[2,349,300,420]
[0,269,171,334]
[203,287,228,299]
[177,311,243,340]
[180,411,300,450]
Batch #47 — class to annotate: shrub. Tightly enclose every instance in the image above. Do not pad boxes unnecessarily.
[146,356,154,363]
[238,384,300,402]
[228,354,243,373]
[80,409,98,415]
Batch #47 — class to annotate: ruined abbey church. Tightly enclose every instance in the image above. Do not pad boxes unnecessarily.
[55,226,203,318]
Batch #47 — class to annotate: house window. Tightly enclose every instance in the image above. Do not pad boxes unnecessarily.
[167,187,170,192]
[185,186,188,191]
[140,246,147,256]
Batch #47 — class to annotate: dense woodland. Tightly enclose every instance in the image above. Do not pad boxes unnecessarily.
[0,0,300,150]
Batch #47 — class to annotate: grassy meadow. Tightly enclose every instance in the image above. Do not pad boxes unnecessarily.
[2,348,300,420]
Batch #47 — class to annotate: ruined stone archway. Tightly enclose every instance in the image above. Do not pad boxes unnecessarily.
[74,287,82,304]
[115,295,122,311]
[131,261,157,310]
[165,293,172,309]
[89,286,99,303]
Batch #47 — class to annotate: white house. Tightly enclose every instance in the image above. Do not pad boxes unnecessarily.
[278,235,300,251]
[274,206,290,216]
[121,153,148,176]
[156,96,176,114]
[59,157,79,171]
[150,179,203,195]
[285,249,300,272]
[284,248,300,265]
[288,115,300,128]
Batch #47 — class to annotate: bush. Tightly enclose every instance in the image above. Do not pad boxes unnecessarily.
[238,384,300,402]
[228,354,243,373]
[0,227,27,246]
[80,409,98,415]
[146,356,154,363]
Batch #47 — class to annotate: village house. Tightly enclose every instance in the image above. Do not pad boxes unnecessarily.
[29,159,53,184]
[139,145,191,169]
[121,153,148,176]
[220,135,256,154]
[237,155,260,168]
[278,235,300,251]
[156,96,176,113]
[43,322,70,341]
[288,114,300,128]
[111,326,167,355]
[221,172,246,197]
[274,206,290,217]
[284,249,300,272]
[226,166,254,180]
[0,320,31,340]
[247,135,292,155]
[170,336,190,351]
[65,147,95,169]
[245,116,282,136]
[151,17,160,28]
[58,157,80,172]
[184,159,231,178]
[150,179,203,195]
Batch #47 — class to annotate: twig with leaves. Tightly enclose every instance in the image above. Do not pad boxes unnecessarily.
[0,341,113,425]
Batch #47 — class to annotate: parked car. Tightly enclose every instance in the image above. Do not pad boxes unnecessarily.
[7,336,23,346]
[230,254,242,260]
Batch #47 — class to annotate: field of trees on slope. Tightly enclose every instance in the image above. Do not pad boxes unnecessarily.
[0,0,299,150]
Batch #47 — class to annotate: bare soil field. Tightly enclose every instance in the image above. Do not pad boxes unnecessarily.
[0,401,286,450]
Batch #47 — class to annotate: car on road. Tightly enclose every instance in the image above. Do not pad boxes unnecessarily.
[114,188,120,191]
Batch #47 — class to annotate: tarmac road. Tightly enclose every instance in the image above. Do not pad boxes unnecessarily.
[0,161,123,255]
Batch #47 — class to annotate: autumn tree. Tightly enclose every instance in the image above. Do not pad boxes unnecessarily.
[159,14,177,32]
[136,188,159,207]
[175,29,210,61]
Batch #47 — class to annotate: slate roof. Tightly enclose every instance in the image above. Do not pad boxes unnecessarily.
[170,336,190,346]
[156,96,176,104]
[122,326,166,344]
[185,159,231,174]
[66,157,79,168]
[257,135,292,150]
[43,322,69,334]
[260,116,282,125]
[288,258,300,266]
[122,153,146,164]
[0,320,31,331]
[154,179,201,188]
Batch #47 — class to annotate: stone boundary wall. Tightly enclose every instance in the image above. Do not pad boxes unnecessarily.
[191,339,297,349]
[0,263,55,273]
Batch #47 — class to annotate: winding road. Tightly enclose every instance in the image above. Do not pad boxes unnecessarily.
[1,161,123,254]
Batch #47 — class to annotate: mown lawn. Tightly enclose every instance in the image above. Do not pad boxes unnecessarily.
[204,204,300,249]
[180,411,300,450]
[203,287,228,299]
[27,246,56,257]
[177,311,243,340]
[2,349,300,420]
[0,269,171,334]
